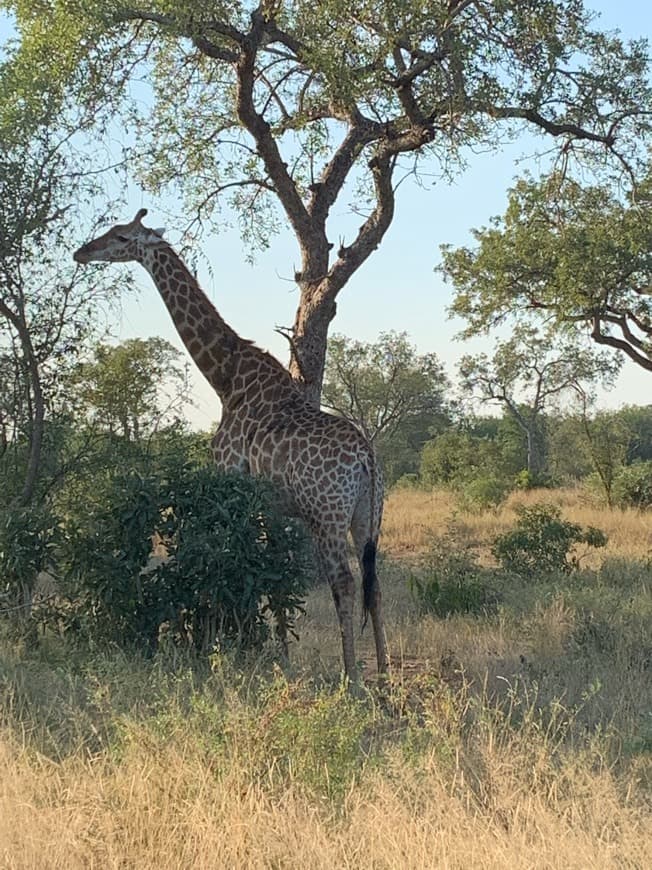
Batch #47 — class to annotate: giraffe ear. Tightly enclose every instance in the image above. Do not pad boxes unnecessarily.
[143,227,166,246]
[152,227,166,239]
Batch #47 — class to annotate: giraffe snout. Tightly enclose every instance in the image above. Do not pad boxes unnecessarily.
[73,246,92,264]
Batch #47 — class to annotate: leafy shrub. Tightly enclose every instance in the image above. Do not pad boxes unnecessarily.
[60,466,311,653]
[492,504,607,577]
[420,431,502,488]
[260,678,373,800]
[409,536,496,617]
[513,469,552,490]
[457,474,510,512]
[612,461,652,509]
[0,505,59,625]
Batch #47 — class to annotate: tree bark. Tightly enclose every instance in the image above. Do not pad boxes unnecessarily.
[0,297,45,507]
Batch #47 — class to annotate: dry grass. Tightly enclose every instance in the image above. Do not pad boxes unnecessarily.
[1,489,651,868]
[381,486,652,562]
[2,722,650,870]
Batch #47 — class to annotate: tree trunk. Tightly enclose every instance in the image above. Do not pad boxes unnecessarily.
[526,424,546,477]
[288,280,338,407]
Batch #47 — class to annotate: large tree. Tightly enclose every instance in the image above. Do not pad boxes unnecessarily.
[2,1,650,404]
[442,170,652,371]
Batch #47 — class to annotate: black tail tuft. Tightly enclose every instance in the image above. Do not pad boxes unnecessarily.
[361,540,377,631]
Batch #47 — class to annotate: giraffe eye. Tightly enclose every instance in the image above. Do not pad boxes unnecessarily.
[116,234,129,242]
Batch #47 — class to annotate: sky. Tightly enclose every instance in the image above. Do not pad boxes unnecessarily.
[2,2,651,430]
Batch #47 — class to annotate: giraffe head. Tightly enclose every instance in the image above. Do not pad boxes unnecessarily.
[73,208,166,265]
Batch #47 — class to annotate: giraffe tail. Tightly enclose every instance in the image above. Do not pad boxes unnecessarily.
[361,540,377,631]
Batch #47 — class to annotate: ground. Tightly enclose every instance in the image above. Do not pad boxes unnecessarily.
[1,488,651,868]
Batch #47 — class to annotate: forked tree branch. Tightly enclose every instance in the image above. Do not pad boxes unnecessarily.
[591,315,652,371]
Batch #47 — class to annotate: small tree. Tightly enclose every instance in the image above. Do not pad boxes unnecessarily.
[0,136,109,507]
[492,504,607,577]
[578,406,631,508]
[0,124,116,625]
[71,337,191,441]
[323,331,448,483]
[457,326,620,478]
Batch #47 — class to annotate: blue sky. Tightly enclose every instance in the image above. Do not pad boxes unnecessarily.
[2,2,651,429]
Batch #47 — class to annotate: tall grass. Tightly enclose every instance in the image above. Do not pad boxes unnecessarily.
[382,486,652,562]
[1,489,651,868]
[2,650,650,869]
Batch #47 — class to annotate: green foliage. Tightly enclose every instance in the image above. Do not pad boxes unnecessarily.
[457,474,510,513]
[69,338,190,440]
[260,679,373,800]
[612,461,652,509]
[60,466,311,654]
[443,171,652,371]
[409,535,496,617]
[546,415,594,484]
[0,505,59,607]
[0,124,114,507]
[323,331,449,484]
[579,410,631,507]
[419,429,512,509]
[617,405,652,463]
[420,430,502,488]
[492,504,607,577]
[514,470,552,491]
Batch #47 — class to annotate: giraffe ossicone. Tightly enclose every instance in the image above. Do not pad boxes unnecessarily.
[74,209,388,681]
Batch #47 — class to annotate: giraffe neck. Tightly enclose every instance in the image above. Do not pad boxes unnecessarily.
[140,243,247,399]
[139,242,296,406]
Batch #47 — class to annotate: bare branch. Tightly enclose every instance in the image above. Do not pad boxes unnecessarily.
[234,18,314,249]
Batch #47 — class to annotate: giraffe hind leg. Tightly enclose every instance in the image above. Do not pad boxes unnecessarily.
[316,540,358,684]
[351,508,388,675]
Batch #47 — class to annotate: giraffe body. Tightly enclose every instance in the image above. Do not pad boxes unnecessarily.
[74,209,387,680]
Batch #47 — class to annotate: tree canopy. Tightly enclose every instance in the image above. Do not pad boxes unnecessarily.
[442,171,652,371]
[2,1,650,402]
[323,330,448,440]
[71,337,191,441]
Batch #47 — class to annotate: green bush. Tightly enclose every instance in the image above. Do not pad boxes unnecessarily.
[492,504,607,577]
[409,536,496,617]
[513,469,552,490]
[457,474,510,512]
[60,467,311,653]
[420,431,502,488]
[612,461,652,509]
[0,505,59,623]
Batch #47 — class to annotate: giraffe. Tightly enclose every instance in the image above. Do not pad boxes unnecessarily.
[73,208,388,682]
